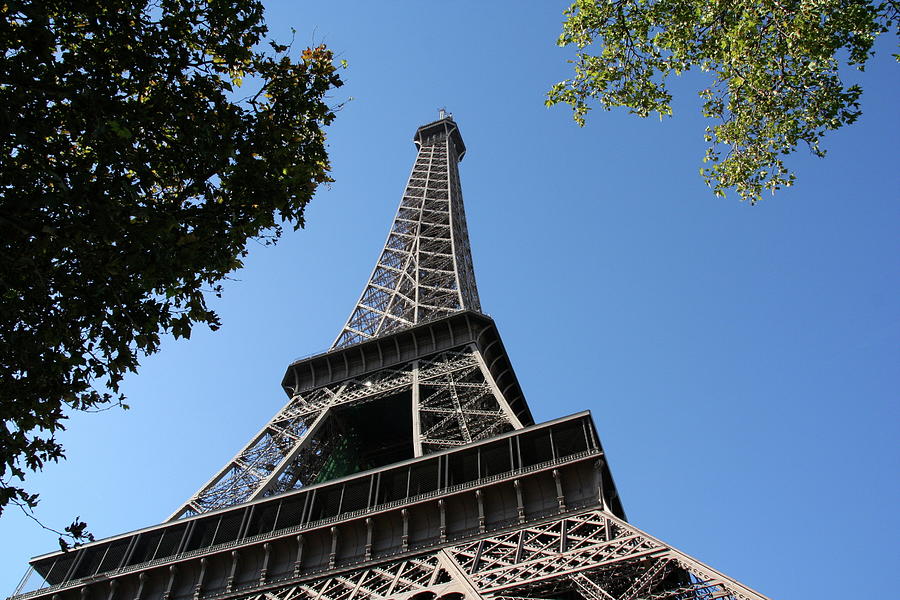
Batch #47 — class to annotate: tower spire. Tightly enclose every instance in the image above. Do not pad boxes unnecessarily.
[333,115,480,348]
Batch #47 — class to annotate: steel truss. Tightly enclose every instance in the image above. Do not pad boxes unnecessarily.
[171,346,522,519]
[224,509,769,600]
[334,119,479,348]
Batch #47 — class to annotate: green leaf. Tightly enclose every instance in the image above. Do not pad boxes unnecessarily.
[546,0,892,203]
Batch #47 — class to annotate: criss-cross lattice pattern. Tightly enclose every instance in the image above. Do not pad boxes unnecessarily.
[223,509,769,600]
[333,119,480,348]
[290,556,450,600]
[171,347,516,519]
[443,510,768,600]
[418,352,515,450]
[170,363,412,518]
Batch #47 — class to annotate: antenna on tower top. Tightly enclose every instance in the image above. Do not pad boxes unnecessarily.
[438,107,449,120]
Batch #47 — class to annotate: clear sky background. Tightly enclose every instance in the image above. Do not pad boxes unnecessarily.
[2,3,898,599]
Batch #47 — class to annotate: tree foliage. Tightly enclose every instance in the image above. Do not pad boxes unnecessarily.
[547,0,898,202]
[0,0,342,542]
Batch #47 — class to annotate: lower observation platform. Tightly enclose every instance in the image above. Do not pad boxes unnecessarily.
[12,412,624,600]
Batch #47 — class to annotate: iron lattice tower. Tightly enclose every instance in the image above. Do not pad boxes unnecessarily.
[11,115,772,600]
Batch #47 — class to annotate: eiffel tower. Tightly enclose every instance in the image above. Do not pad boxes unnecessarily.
[11,114,771,600]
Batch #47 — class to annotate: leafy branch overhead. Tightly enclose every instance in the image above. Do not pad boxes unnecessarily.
[547,0,898,202]
[0,0,343,537]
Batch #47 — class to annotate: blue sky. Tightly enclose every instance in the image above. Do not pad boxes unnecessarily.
[2,3,898,599]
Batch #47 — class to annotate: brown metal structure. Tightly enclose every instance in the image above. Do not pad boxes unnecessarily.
[10,115,771,600]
